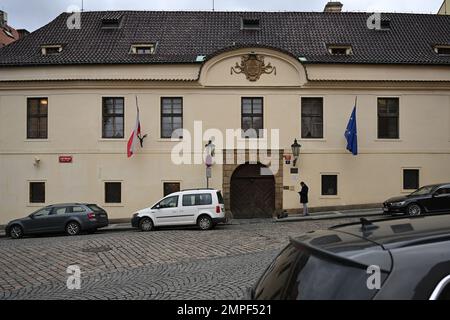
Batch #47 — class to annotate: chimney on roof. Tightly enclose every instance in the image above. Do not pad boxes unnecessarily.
[324,1,343,13]
[0,10,8,28]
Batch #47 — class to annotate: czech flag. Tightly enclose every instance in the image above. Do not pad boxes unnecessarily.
[127,105,141,158]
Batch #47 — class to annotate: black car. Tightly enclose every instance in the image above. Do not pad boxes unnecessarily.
[383,183,450,216]
[252,215,450,300]
[5,203,109,239]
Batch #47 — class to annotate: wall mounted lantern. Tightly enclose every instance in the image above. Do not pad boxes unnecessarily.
[291,139,301,167]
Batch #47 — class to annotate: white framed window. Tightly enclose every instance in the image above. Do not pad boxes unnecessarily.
[327,45,352,56]
[130,44,156,55]
[41,45,63,55]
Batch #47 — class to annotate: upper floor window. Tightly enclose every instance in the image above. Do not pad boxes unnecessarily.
[130,44,156,55]
[241,18,261,30]
[161,97,183,139]
[27,98,48,139]
[241,97,264,138]
[41,45,63,55]
[434,45,450,56]
[327,45,352,56]
[301,97,323,139]
[102,97,124,139]
[378,98,399,139]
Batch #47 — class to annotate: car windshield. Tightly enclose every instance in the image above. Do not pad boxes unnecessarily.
[410,186,434,196]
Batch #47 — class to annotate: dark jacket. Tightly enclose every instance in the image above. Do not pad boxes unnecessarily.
[299,185,309,204]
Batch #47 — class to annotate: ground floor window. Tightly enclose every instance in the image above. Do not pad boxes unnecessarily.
[403,169,420,190]
[105,182,122,203]
[29,182,45,203]
[321,175,338,196]
[163,182,181,197]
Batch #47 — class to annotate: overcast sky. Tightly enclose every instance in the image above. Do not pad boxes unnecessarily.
[0,0,444,31]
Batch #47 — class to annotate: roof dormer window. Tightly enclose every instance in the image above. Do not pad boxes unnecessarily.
[130,44,156,55]
[41,45,63,55]
[241,18,260,30]
[434,45,450,56]
[380,19,391,30]
[101,13,123,29]
[327,45,352,56]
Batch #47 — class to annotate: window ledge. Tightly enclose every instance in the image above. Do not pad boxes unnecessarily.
[103,204,125,208]
[99,138,127,142]
[157,138,183,142]
[24,139,50,142]
[319,196,340,200]
[300,138,327,142]
[27,203,46,207]
[375,139,402,142]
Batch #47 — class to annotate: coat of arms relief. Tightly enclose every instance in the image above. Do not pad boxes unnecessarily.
[231,54,277,82]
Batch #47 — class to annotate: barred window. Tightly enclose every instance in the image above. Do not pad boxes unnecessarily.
[27,98,48,139]
[378,98,399,139]
[241,97,264,138]
[102,97,124,139]
[161,98,183,139]
[302,98,323,139]
[29,182,45,203]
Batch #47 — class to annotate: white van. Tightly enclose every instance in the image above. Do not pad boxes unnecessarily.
[131,189,226,231]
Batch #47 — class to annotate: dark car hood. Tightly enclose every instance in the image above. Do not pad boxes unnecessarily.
[386,196,409,203]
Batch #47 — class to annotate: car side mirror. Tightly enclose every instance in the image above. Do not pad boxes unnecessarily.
[155,204,161,209]
[29,214,35,219]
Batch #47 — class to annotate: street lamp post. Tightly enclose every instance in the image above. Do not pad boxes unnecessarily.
[291,139,301,167]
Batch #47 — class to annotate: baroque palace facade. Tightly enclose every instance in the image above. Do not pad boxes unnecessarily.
[1,8,450,223]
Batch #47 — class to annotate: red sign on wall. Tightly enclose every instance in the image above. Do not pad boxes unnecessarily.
[59,156,73,163]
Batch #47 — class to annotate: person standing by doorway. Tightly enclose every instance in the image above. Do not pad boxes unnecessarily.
[299,182,309,216]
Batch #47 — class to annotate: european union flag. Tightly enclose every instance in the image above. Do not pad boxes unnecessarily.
[345,106,358,155]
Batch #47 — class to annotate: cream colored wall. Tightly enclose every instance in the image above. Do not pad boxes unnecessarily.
[1,86,450,223]
[1,48,450,223]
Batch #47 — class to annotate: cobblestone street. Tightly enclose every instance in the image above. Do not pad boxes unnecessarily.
[0,218,358,300]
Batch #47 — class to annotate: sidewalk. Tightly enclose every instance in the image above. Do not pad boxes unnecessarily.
[0,208,384,238]
[274,208,384,223]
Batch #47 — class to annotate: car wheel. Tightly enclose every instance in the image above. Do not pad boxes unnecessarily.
[198,215,213,231]
[139,217,154,232]
[407,203,422,216]
[66,221,81,236]
[10,225,23,239]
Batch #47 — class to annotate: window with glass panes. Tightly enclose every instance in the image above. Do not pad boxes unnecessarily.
[241,97,263,138]
[161,98,183,138]
[378,98,399,139]
[27,98,48,139]
[301,98,323,139]
[102,97,124,138]
[321,175,338,196]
